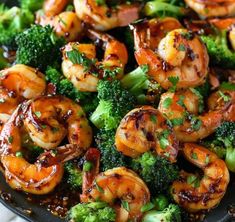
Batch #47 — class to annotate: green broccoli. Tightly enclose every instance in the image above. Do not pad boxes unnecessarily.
[95,129,128,171]
[64,161,83,190]
[16,25,65,71]
[203,121,235,172]
[67,201,116,222]
[45,66,99,114]
[90,80,136,130]
[121,65,163,104]
[131,152,179,195]
[200,29,235,69]
[142,204,181,222]
[0,4,34,49]
[144,0,186,18]
[20,0,44,13]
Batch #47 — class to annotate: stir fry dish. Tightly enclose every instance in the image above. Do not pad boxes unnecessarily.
[0,0,235,221]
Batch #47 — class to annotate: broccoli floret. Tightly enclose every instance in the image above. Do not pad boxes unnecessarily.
[203,121,235,172]
[16,25,65,71]
[67,201,116,222]
[142,204,181,222]
[144,0,186,18]
[201,29,235,69]
[95,129,127,171]
[64,161,83,190]
[121,65,163,104]
[90,80,136,130]
[0,4,34,49]
[20,0,44,13]
[45,66,99,114]
[131,152,179,195]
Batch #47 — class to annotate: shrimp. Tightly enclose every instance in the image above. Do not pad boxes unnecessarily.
[115,106,178,162]
[37,11,83,42]
[207,89,235,122]
[158,89,224,142]
[133,19,209,90]
[185,0,235,18]
[23,95,92,150]
[0,65,46,129]
[74,0,139,31]
[43,0,69,17]
[62,30,128,92]
[0,106,63,195]
[171,143,230,212]
[82,167,150,222]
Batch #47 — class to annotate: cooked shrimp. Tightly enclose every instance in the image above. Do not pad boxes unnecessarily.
[37,11,83,42]
[23,95,92,150]
[185,0,235,18]
[62,30,128,92]
[0,106,63,195]
[43,0,69,17]
[171,143,230,212]
[158,89,224,142]
[133,19,209,90]
[74,0,139,31]
[207,89,235,122]
[82,167,150,221]
[0,65,46,129]
[115,106,178,162]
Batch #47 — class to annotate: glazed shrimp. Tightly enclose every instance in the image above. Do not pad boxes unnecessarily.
[0,65,46,129]
[115,106,178,162]
[37,11,83,42]
[0,107,63,195]
[185,0,235,18]
[82,167,150,222]
[158,89,224,142]
[74,0,139,31]
[62,30,128,92]
[23,95,92,150]
[171,143,230,212]
[207,89,235,122]
[43,0,69,17]
[133,19,209,90]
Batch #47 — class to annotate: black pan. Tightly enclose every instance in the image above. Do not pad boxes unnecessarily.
[0,0,234,221]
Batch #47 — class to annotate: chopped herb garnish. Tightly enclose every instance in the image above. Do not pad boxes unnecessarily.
[16,151,23,157]
[95,180,104,193]
[8,136,13,144]
[178,43,186,51]
[220,82,235,91]
[191,152,198,160]
[177,95,185,107]
[150,114,157,123]
[102,66,122,80]
[121,200,130,212]
[187,175,200,188]
[95,0,106,5]
[190,117,202,131]
[171,118,184,126]
[34,111,41,118]
[218,91,231,102]
[205,155,210,164]
[168,76,179,92]
[52,127,59,133]
[190,88,204,113]
[83,161,93,172]
[163,97,172,109]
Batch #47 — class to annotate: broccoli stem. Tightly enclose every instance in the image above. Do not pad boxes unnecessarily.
[225,146,235,173]
[144,0,185,17]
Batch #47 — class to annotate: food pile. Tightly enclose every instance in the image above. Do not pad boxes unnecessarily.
[0,0,234,221]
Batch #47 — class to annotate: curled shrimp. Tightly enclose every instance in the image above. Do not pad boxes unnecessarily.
[133,19,209,90]
[158,89,224,142]
[62,30,128,92]
[43,0,69,17]
[207,89,235,122]
[185,0,235,18]
[74,0,139,31]
[23,95,92,150]
[0,107,64,195]
[0,65,46,129]
[82,167,150,222]
[115,106,178,162]
[171,143,230,212]
[37,11,83,42]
